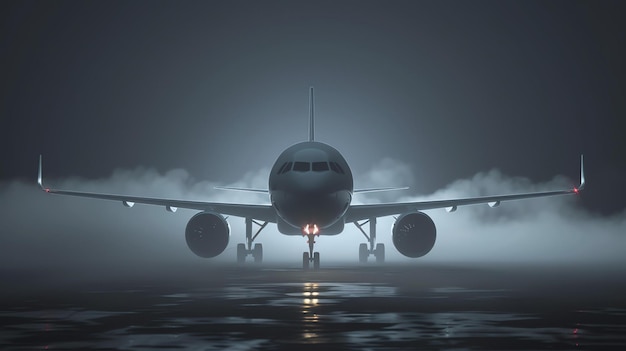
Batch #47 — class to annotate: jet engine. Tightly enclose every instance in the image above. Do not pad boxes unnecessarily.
[185,212,230,258]
[392,212,436,258]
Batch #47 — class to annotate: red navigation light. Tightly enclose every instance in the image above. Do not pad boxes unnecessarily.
[573,187,579,194]
[45,188,50,193]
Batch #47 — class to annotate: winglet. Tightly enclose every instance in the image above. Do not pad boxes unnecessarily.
[309,86,315,142]
[38,155,43,188]
[578,154,585,191]
[37,155,50,192]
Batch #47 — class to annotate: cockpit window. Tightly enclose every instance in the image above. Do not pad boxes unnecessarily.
[278,162,292,174]
[293,161,310,172]
[277,162,288,174]
[330,162,345,174]
[312,162,329,172]
[285,161,341,173]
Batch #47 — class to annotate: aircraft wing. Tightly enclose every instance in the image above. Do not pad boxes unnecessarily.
[37,156,276,223]
[353,187,409,194]
[214,186,269,193]
[345,155,585,223]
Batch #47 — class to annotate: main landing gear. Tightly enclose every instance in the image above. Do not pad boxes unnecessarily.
[354,217,385,264]
[237,218,268,264]
[302,225,320,270]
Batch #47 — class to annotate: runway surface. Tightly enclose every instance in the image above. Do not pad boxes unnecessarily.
[1,262,625,350]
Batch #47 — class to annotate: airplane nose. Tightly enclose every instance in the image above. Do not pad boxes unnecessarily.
[298,176,330,193]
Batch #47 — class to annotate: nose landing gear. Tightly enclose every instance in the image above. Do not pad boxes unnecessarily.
[302,225,320,270]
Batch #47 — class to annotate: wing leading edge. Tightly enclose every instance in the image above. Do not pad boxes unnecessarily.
[38,155,585,226]
[345,155,585,223]
[37,156,276,222]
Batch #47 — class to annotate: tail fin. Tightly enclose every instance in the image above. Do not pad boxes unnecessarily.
[309,86,315,142]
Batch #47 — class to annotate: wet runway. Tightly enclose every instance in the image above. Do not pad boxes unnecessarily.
[1,262,625,350]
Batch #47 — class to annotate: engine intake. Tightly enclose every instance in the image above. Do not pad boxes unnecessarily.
[185,212,230,258]
[392,212,436,258]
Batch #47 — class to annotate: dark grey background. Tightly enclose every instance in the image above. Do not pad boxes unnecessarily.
[1,1,624,273]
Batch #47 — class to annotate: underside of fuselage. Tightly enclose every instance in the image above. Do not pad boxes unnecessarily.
[277,216,346,235]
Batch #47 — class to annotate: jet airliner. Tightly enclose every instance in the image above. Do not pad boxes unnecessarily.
[38,88,585,269]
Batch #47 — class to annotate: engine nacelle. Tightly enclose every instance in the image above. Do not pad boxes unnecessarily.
[392,212,437,258]
[185,212,230,258]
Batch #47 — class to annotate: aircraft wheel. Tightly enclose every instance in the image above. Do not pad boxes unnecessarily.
[313,252,320,270]
[303,252,310,270]
[237,243,246,264]
[375,243,385,264]
[359,243,368,263]
[253,243,263,263]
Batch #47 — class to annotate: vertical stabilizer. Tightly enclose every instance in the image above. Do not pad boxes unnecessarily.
[309,87,315,142]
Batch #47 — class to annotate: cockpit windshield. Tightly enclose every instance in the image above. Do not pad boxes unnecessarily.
[329,162,344,174]
[293,162,310,172]
[277,161,344,174]
[277,162,292,174]
[312,162,329,172]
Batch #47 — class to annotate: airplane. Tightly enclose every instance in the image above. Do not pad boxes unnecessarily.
[37,87,586,269]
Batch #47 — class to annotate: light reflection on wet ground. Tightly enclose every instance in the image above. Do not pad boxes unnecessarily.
[1,264,625,350]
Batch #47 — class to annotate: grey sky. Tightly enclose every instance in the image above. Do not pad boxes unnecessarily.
[2,1,624,214]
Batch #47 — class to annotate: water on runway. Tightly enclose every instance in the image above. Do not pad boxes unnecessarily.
[1,263,624,350]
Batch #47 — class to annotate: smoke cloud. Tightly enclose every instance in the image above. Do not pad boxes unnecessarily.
[1,159,624,281]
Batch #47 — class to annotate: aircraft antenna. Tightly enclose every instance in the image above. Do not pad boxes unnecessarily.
[309,86,315,142]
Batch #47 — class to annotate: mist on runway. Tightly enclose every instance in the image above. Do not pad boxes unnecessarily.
[1,157,624,283]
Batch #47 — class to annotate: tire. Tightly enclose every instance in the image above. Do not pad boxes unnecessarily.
[313,252,320,270]
[253,243,263,263]
[237,243,246,264]
[303,252,310,270]
[375,243,385,264]
[359,243,368,263]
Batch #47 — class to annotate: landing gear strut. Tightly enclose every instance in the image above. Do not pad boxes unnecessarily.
[354,217,384,264]
[237,218,267,264]
[302,226,320,270]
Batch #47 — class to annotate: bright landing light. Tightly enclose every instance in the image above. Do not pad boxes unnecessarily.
[303,224,319,235]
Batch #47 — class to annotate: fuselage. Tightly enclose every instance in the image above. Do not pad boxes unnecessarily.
[269,141,353,234]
